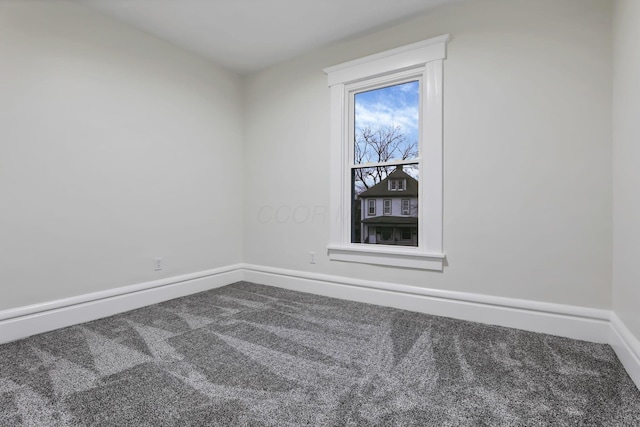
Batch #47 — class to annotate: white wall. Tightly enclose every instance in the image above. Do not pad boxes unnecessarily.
[243,0,613,308]
[612,0,640,340]
[0,0,617,317]
[0,1,244,310]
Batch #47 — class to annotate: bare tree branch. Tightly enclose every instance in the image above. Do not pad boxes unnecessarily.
[353,125,417,195]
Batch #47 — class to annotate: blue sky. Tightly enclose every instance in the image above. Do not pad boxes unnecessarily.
[354,80,419,150]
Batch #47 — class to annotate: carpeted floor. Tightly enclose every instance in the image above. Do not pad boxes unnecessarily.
[0,281,639,426]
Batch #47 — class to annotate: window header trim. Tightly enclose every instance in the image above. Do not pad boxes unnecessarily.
[323,34,450,86]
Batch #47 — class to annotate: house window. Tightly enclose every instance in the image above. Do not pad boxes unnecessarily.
[368,199,375,216]
[325,35,448,271]
[383,199,392,215]
[389,179,406,191]
[401,199,410,215]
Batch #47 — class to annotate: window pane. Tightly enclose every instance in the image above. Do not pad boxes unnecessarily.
[402,199,410,215]
[354,80,419,165]
[351,164,418,246]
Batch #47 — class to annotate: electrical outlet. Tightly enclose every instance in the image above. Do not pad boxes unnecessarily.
[154,257,163,271]
[309,251,316,264]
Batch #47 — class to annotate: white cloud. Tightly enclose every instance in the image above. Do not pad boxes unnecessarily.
[355,103,419,141]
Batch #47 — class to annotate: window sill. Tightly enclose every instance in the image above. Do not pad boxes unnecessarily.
[327,244,445,271]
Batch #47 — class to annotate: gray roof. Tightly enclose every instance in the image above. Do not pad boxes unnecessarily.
[361,216,418,225]
[358,166,418,198]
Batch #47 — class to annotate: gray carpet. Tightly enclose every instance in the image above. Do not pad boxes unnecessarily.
[0,281,639,426]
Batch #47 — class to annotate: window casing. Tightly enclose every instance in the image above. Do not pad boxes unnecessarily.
[368,199,376,216]
[325,35,448,271]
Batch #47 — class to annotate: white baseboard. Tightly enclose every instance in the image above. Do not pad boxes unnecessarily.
[609,313,640,389]
[1,262,638,391]
[242,263,640,390]
[241,264,612,344]
[0,264,243,344]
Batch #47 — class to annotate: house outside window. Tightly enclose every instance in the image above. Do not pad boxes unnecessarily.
[358,166,418,246]
[325,35,448,271]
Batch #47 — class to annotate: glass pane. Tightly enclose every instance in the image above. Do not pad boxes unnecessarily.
[351,164,418,246]
[354,80,419,165]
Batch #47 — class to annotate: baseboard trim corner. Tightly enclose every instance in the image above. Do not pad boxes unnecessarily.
[610,313,640,390]
[0,264,243,344]
[240,264,611,345]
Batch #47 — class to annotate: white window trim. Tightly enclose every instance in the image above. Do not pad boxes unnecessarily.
[324,35,449,271]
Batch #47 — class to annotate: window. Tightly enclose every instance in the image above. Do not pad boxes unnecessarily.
[389,179,406,191]
[368,199,376,216]
[325,35,448,271]
[383,199,392,215]
[401,199,410,215]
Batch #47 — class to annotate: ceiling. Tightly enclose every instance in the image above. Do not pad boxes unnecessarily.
[75,0,457,74]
